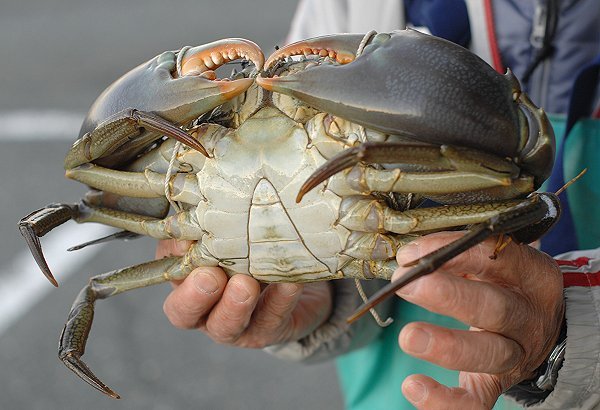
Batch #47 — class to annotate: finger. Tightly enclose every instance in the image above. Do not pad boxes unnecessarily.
[402,374,500,410]
[239,283,304,347]
[163,267,228,329]
[399,322,523,374]
[395,231,559,287]
[204,274,261,344]
[394,270,530,336]
[155,239,193,259]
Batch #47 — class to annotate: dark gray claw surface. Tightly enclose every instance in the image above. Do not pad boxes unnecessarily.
[259,29,521,159]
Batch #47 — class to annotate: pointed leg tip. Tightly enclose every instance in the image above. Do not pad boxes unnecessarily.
[346,308,367,325]
[61,352,119,399]
[48,276,59,287]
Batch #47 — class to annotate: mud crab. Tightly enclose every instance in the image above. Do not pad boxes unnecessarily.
[19,29,559,398]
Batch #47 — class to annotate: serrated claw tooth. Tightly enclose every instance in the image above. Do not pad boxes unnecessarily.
[264,33,364,70]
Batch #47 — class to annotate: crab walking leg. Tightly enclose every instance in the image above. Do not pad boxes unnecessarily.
[76,203,204,240]
[296,142,534,202]
[19,204,79,286]
[66,164,202,205]
[347,192,561,323]
[338,196,524,234]
[18,201,202,285]
[59,256,192,399]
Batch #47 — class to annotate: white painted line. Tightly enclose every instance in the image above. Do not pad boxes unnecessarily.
[0,223,112,337]
[0,110,84,141]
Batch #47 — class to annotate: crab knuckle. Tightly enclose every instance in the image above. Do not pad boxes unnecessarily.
[21,29,559,396]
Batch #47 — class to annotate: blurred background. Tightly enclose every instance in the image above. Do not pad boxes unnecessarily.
[0,0,345,408]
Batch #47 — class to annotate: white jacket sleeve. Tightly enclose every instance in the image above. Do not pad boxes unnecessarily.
[505,248,600,409]
[286,0,405,43]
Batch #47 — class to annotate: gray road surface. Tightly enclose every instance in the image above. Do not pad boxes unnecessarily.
[0,1,346,409]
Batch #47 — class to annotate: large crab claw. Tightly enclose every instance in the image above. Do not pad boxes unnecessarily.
[258,29,532,166]
[66,38,264,169]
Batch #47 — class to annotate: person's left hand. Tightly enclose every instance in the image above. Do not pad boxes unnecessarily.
[394,232,564,409]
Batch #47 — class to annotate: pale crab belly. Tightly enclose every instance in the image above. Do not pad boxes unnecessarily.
[198,176,348,283]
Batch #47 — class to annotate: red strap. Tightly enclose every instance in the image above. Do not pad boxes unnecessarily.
[483,0,505,73]
[556,257,593,268]
[564,271,600,287]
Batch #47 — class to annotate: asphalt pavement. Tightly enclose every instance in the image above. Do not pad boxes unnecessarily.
[0,1,345,409]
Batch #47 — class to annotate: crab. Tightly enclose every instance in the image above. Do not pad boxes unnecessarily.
[18,29,559,399]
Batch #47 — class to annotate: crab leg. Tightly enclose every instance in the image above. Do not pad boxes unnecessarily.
[347,192,561,323]
[66,164,202,204]
[59,256,190,399]
[338,197,524,234]
[18,201,202,285]
[297,142,533,203]
[75,203,203,240]
[18,204,79,286]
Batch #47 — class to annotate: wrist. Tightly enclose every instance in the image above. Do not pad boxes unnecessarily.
[507,312,567,399]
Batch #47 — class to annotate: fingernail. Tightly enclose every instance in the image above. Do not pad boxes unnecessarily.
[193,271,219,294]
[230,281,251,303]
[396,242,419,264]
[404,328,430,354]
[404,380,426,403]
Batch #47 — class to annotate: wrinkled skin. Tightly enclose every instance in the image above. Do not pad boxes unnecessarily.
[159,233,563,410]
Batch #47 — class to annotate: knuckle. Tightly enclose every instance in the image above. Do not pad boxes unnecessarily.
[496,339,523,372]
[205,318,245,344]
[435,329,466,367]
[486,291,512,330]
[430,275,461,314]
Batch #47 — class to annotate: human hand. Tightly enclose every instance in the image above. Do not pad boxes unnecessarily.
[394,232,564,409]
[157,240,333,347]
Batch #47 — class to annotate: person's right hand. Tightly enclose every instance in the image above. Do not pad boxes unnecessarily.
[157,240,333,348]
